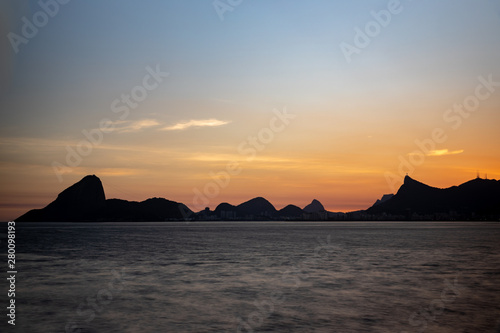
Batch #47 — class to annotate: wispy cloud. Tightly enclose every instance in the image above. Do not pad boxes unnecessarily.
[113,119,161,133]
[426,149,464,157]
[162,119,230,131]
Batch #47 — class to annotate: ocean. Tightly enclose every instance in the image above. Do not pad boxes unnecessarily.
[5,221,500,332]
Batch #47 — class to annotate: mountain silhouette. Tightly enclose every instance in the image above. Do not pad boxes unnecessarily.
[16,175,192,222]
[213,202,238,219]
[15,174,500,222]
[372,194,394,207]
[303,199,325,213]
[366,175,500,220]
[17,175,106,222]
[278,204,304,218]
[214,197,277,220]
[101,198,192,221]
[237,197,277,217]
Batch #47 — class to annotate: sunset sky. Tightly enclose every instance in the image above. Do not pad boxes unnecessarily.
[1,0,500,221]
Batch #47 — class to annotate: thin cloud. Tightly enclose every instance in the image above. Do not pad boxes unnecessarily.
[162,119,230,131]
[426,149,464,157]
[113,119,161,133]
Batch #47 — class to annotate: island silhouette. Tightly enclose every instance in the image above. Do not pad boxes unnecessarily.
[15,174,500,222]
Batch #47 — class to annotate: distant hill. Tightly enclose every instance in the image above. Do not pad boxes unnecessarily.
[278,204,304,219]
[214,197,277,220]
[303,199,325,213]
[238,197,277,217]
[213,202,238,218]
[212,198,338,220]
[15,174,500,222]
[366,175,500,220]
[15,175,336,221]
[100,198,192,221]
[16,175,106,222]
[372,194,394,207]
[16,175,192,222]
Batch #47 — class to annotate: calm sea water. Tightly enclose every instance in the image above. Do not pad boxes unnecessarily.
[4,222,500,332]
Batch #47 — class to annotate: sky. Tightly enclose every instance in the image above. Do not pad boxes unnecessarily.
[1,0,500,221]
